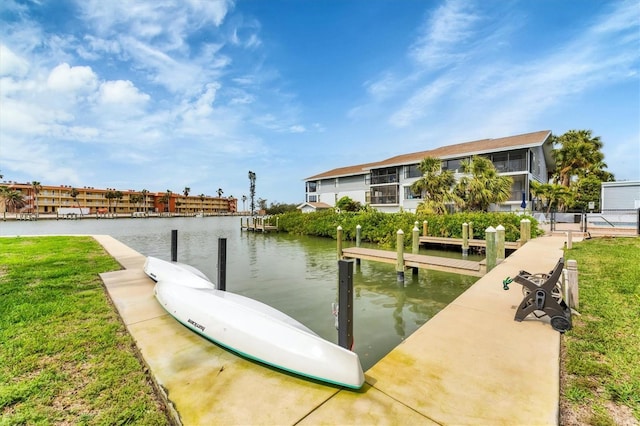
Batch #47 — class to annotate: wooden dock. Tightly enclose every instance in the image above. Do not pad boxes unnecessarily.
[241,217,279,233]
[419,236,521,250]
[341,247,485,277]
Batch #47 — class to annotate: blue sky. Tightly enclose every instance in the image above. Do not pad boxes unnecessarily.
[1,0,638,204]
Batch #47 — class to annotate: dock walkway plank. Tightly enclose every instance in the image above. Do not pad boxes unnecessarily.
[419,236,520,249]
[341,247,484,276]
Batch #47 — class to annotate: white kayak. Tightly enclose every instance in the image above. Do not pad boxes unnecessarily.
[143,256,365,389]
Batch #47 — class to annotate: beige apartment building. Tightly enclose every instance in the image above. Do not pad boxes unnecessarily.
[0,183,237,216]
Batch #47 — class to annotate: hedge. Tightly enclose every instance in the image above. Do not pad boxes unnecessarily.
[276,210,541,248]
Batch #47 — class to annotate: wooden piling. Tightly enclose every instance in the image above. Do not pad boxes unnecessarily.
[337,226,343,260]
[496,224,505,261]
[171,229,178,262]
[485,226,497,272]
[396,230,405,282]
[338,259,355,350]
[566,230,573,250]
[217,238,227,291]
[566,259,579,309]
[411,225,419,276]
[422,220,428,237]
[462,223,469,256]
[520,219,529,244]
[355,224,362,265]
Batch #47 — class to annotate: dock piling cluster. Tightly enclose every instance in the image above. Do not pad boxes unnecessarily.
[338,219,533,278]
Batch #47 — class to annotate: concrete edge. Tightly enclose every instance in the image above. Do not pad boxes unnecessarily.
[94,235,183,426]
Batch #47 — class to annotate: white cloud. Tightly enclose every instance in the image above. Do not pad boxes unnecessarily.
[79,0,232,48]
[389,77,454,127]
[47,63,98,93]
[230,18,262,49]
[365,72,401,101]
[409,0,480,68]
[0,44,30,77]
[76,35,122,60]
[289,125,305,133]
[98,80,150,105]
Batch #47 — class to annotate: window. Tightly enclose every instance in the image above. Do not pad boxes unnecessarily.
[490,150,527,172]
[308,195,317,202]
[370,167,398,185]
[404,164,421,179]
[306,182,317,193]
[508,152,525,172]
[404,186,422,200]
[509,175,526,201]
[442,158,462,172]
[370,185,399,204]
[492,154,508,172]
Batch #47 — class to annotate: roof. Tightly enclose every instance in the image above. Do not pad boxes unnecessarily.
[297,202,333,210]
[305,130,552,180]
[304,161,383,181]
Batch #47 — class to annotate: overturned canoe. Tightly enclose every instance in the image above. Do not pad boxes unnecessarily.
[143,256,364,389]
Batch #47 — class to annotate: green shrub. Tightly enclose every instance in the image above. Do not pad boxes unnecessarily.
[276,210,540,247]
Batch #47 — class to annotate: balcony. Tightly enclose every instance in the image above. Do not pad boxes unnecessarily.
[370,195,399,205]
[369,173,398,185]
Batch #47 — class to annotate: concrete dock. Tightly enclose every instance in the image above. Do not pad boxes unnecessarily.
[96,233,569,425]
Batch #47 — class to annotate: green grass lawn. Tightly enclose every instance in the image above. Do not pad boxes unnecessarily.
[562,237,640,425]
[0,236,169,425]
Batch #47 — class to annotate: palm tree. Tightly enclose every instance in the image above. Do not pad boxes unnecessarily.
[105,190,116,214]
[454,156,513,212]
[130,194,143,212]
[141,189,149,215]
[552,130,608,187]
[182,187,191,215]
[217,188,224,198]
[31,181,42,218]
[530,181,573,213]
[410,157,458,214]
[248,171,256,215]
[199,194,205,215]
[69,187,82,216]
[160,190,172,213]
[0,185,8,214]
[1,188,25,214]
[242,195,247,213]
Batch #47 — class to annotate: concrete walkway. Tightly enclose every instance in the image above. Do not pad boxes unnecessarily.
[96,233,570,425]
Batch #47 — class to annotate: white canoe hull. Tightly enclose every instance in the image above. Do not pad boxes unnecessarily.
[144,257,365,389]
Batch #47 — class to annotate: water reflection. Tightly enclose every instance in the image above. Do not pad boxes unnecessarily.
[1,216,478,370]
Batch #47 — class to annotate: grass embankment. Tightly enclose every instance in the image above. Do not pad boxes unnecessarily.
[0,236,169,425]
[562,237,640,425]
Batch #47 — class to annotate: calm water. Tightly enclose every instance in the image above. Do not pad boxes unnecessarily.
[0,216,479,370]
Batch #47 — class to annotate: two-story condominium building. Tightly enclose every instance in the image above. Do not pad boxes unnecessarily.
[303,130,555,213]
